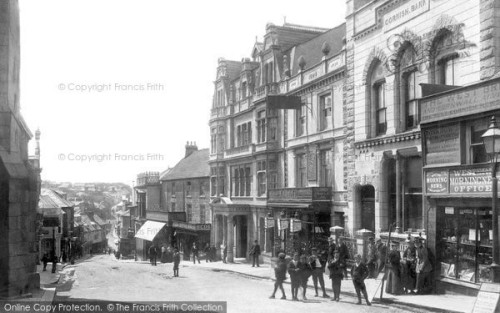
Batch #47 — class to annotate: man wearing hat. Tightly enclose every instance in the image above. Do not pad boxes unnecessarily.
[287,253,301,301]
[310,248,329,298]
[327,236,337,263]
[402,238,417,294]
[270,252,287,300]
[416,237,432,294]
[376,237,387,274]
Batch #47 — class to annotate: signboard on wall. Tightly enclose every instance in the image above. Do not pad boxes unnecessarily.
[421,78,500,124]
[425,124,460,165]
[425,171,448,194]
[290,219,302,233]
[383,0,430,32]
[449,167,493,194]
[264,217,274,229]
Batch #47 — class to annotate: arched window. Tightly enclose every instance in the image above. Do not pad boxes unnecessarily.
[432,32,463,86]
[398,45,420,131]
[367,60,386,137]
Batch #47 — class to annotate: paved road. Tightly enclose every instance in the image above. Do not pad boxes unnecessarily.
[55,255,432,313]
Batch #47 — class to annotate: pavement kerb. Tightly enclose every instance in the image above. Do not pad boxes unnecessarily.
[185,263,462,313]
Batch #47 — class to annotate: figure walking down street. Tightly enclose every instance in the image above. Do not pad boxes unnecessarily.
[310,248,329,298]
[192,242,200,264]
[173,248,180,277]
[269,252,287,300]
[149,245,158,266]
[366,237,378,278]
[41,253,49,271]
[220,241,227,263]
[249,240,261,267]
[416,237,433,294]
[385,241,403,295]
[298,254,313,301]
[287,253,300,301]
[402,239,417,294]
[351,254,371,306]
[51,253,58,274]
[328,250,345,302]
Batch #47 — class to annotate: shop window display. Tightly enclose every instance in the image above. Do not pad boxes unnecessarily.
[438,207,492,283]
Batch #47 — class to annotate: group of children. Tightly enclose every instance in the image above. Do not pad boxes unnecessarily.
[270,251,371,306]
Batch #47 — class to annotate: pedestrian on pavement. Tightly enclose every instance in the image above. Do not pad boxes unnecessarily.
[337,237,350,279]
[249,240,261,267]
[298,254,313,301]
[204,243,210,263]
[402,238,417,294]
[327,236,336,263]
[269,252,287,300]
[385,241,403,295]
[192,242,200,264]
[310,248,329,298]
[149,245,158,266]
[41,253,49,271]
[220,241,227,263]
[366,237,378,278]
[51,253,58,274]
[416,237,432,294]
[161,245,166,263]
[210,245,216,262]
[287,253,300,301]
[376,238,387,274]
[351,254,371,306]
[328,250,345,301]
[173,248,181,277]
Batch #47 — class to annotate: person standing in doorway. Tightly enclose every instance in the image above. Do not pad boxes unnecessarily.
[220,241,227,263]
[204,243,210,263]
[249,240,261,267]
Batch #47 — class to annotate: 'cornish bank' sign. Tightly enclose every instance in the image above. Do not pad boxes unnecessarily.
[383,0,429,32]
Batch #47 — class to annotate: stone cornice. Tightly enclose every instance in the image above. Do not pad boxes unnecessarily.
[354,130,421,149]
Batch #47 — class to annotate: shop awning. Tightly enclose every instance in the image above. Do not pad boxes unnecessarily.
[267,203,311,209]
[134,220,166,241]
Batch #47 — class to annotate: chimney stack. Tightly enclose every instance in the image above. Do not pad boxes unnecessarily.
[185,141,198,158]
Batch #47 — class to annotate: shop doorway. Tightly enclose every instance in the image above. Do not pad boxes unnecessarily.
[238,216,248,257]
[361,185,375,232]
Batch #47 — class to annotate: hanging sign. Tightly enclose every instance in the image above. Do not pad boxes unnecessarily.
[290,219,302,233]
[264,217,274,229]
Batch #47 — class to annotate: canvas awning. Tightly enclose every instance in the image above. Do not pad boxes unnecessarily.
[134,220,166,241]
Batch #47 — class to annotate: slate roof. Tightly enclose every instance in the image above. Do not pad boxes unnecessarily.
[160,148,210,181]
[41,189,74,208]
[287,23,345,76]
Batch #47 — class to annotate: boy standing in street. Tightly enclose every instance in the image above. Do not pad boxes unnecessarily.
[173,248,180,277]
[351,254,371,306]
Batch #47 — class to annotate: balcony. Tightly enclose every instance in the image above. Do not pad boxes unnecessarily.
[224,144,254,158]
[254,141,279,153]
[136,171,160,187]
[210,106,227,119]
[253,83,279,102]
[268,187,332,203]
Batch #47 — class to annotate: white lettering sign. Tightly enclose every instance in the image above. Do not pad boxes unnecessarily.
[383,0,429,32]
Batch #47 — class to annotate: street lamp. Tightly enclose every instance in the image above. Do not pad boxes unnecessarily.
[482,116,500,283]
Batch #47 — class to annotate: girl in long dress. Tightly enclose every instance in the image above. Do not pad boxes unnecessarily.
[385,241,403,295]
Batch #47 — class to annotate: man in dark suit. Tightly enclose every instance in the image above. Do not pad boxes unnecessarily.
[249,240,261,267]
[149,245,157,266]
[351,254,371,306]
[310,248,329,298]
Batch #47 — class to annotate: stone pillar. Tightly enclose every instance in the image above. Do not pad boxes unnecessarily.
[378,157,390,232]
[227,216,234,263]
[214,215,220,250]
[480,0,500,80]
[235,216,241,257]
[395,154,402,233]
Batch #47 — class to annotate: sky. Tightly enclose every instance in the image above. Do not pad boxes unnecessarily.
[19,0,346,184]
